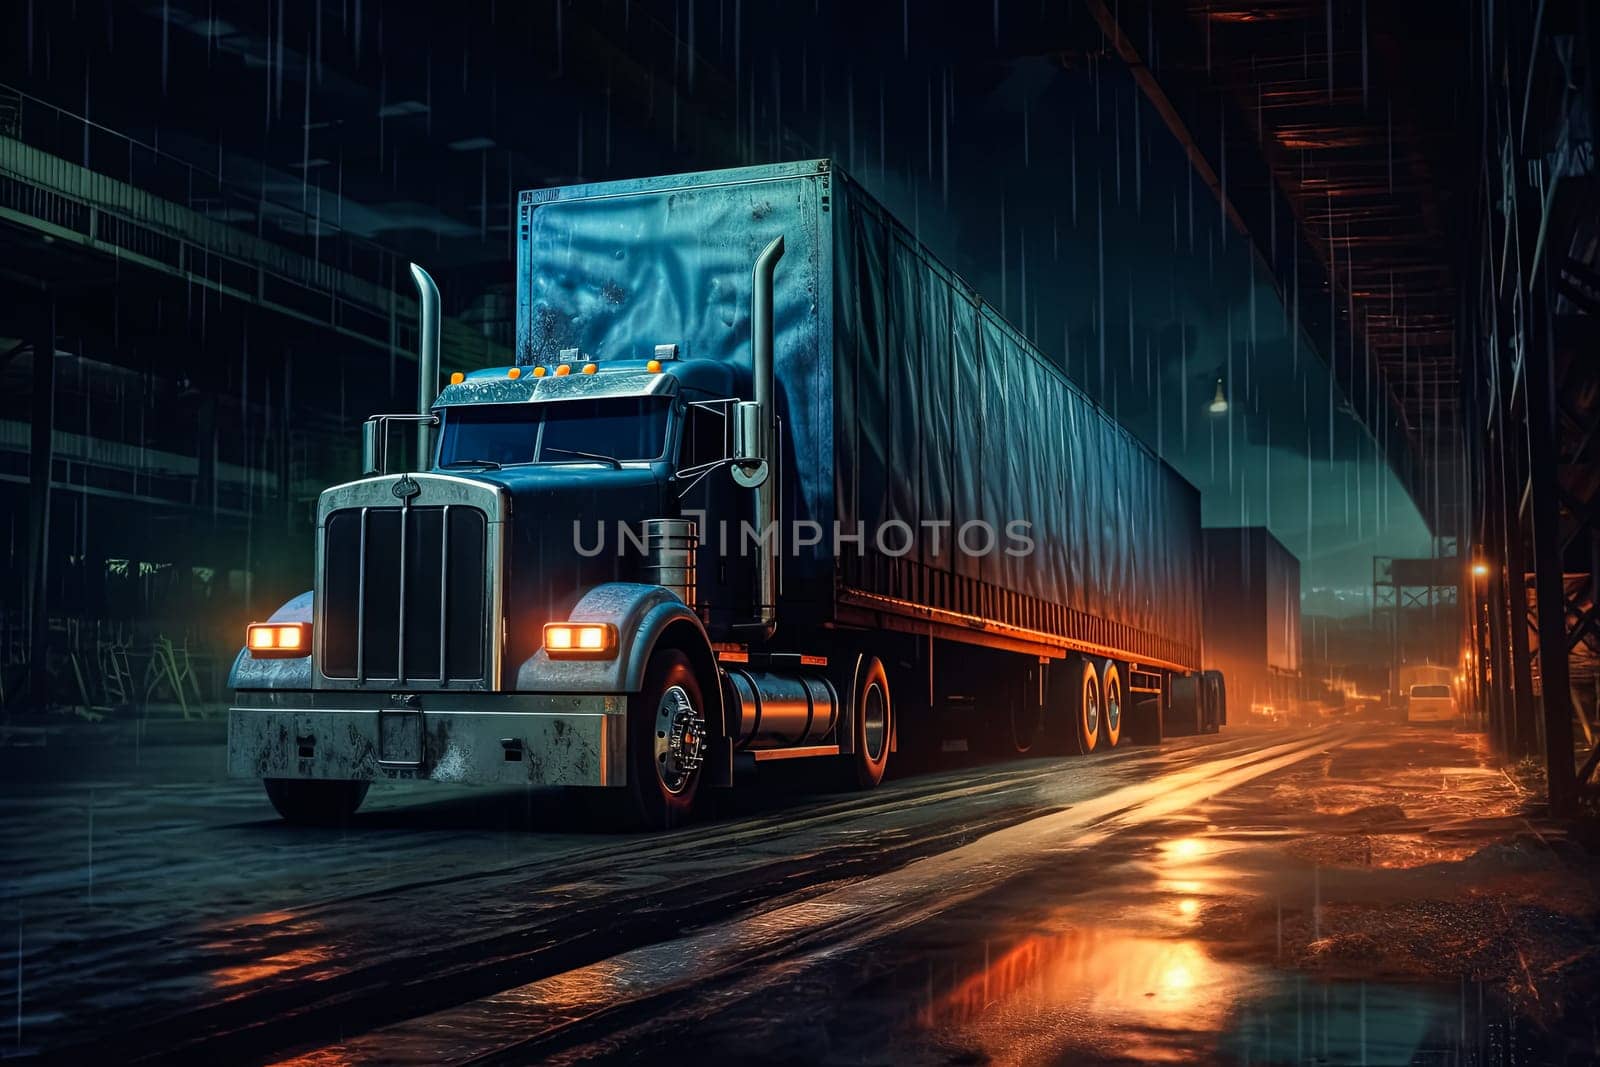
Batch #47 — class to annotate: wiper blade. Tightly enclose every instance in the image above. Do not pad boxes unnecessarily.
[439,458,504,470]
[540,446,622,470]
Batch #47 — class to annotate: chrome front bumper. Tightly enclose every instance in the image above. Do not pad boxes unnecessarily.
[228,690,627,787]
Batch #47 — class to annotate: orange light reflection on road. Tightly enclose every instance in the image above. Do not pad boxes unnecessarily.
[916,828,1246,1063]
[209,944,333,988]
[201,913,332,991]
[920,926,1240,1065]
[1163,836,1210,861]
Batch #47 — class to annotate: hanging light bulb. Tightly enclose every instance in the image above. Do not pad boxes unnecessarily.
[1208,377,1228,414]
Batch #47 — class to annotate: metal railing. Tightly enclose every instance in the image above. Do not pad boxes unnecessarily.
[0,82,400,295]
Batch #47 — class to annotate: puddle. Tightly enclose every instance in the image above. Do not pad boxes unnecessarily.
[919,924,1253,1063]
[908,916,1519,1065]
[876,729,1596,1065]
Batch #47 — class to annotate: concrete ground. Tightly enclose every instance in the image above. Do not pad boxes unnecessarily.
[1,722,1595,1064]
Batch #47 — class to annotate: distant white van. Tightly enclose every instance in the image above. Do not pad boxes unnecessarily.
[1406,683,1458,724]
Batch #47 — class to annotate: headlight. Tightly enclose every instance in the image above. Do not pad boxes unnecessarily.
[246,622,311,658]
[543,622,617,659]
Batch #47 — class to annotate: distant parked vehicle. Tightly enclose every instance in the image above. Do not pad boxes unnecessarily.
[1406,683,1458,725]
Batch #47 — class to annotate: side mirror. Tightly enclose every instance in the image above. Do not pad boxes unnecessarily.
[362,418,386,475]
[731,399,768,488]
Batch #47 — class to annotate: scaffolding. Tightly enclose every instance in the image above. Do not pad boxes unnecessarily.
[1463,0,1599,813]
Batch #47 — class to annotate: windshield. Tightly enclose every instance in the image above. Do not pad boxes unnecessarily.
[437,397,671,467]
[1409,684,1451,698]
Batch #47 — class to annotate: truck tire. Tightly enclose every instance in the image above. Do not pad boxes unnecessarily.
[842,656,893,789]
[1072,658,1102,754]
[263,779,369,826]
[1008,665,1045,755]
[625,648,706,830]
[1101,661,1124,748]
[1203,670,1227,732]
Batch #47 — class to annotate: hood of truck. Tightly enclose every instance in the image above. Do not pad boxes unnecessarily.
[313,465,673,689]
[454,463,673,678]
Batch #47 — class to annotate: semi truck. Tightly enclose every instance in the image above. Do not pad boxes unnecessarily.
[228,159,1219,829]
[1201,526,1301,722]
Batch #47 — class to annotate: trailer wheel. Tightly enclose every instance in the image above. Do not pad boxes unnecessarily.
[1202,671,1227,733]
[842,656,893,789]
[1008,668,1045,755]
[1101,661,1124,748]
[263,779,369,826]
[1072,659,1102,754]
[625,648,705,830]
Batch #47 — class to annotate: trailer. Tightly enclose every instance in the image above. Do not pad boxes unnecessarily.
[227,159,1213,828]
[1201,526,1301,722]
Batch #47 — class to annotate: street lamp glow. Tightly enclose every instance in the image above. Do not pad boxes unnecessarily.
[1471,561,1490,578]
[1208,378,1228,415]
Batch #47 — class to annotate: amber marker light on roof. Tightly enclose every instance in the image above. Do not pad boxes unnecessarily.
[508,367,522,379]
[450,371,465,384]
[555,364,572,376]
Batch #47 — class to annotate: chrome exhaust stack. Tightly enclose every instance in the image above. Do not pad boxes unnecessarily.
[410,263,442,466]
[732,234,784,639]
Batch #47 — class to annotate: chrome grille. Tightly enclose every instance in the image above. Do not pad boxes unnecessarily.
[320,505,488,684]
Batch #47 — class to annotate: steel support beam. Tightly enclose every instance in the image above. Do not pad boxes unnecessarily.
[26,299,55,711]
[1528,271,1579,813]
[1497,364,1541,758]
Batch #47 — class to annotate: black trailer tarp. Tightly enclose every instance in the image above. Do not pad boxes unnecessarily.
[517,160,1202,669]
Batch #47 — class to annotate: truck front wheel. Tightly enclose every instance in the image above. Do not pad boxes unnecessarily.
[625,648,705,830]
[263,779,369,825]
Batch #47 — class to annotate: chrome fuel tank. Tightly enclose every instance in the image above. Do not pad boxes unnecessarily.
[724,668,839,749]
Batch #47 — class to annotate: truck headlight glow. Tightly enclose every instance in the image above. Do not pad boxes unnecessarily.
[543,622,617,659]
[246,622,311,658]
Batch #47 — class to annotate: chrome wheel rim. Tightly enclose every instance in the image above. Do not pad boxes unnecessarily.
[1106,678,1122,738]
[1084,682,1100,738]
[862,682,888,762]
[653,685,704,795]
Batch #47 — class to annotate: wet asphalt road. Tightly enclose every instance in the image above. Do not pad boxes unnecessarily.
[1,723,1589,1064]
